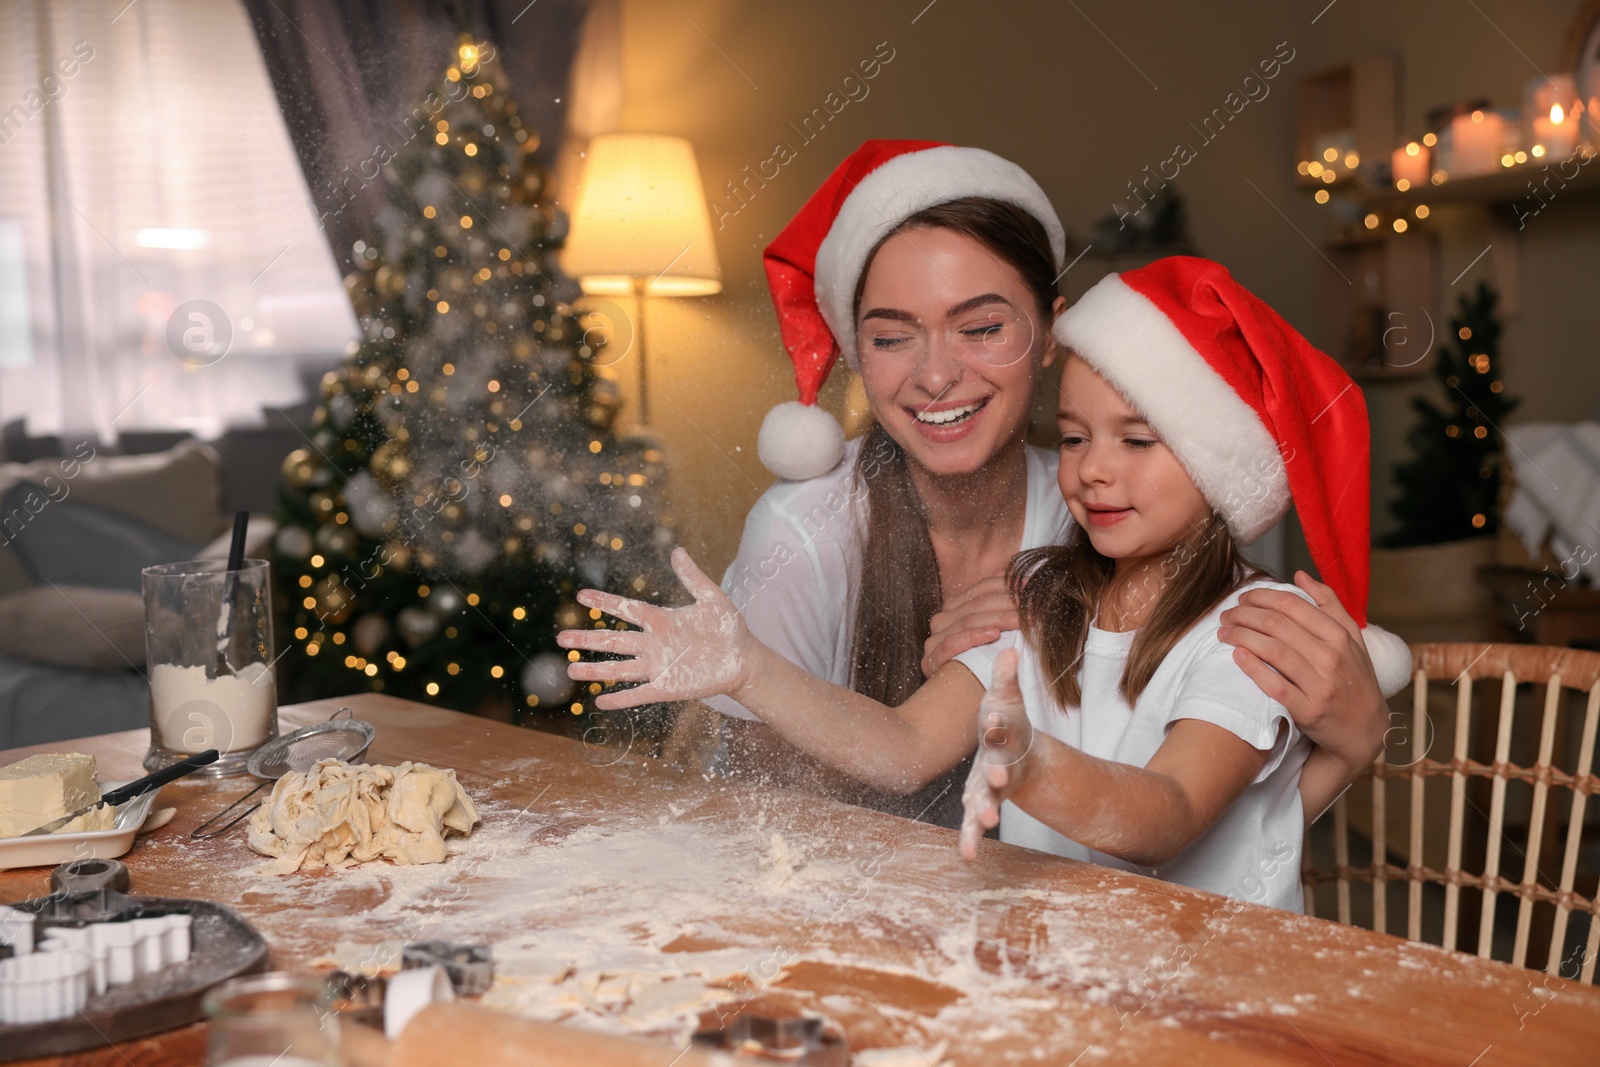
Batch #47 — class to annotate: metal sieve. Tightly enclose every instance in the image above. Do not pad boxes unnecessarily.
[190,707,376,839]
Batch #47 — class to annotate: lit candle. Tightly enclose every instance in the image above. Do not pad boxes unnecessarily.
[1391,142,1429,191]
[1525,74,1577,122]
[1533,102,1580,160]
[1451,110,1503,177]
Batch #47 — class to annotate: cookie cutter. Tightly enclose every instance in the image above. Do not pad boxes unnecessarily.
[401,941,494,996]
[692,1012,848,1065]
[51,858,131,897]
[0,947,92,1024]
[28,858,137,927]
[0,861,193,1020]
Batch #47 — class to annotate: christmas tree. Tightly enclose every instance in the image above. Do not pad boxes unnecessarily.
[273,38,676,722]
[1384,283,1519,547]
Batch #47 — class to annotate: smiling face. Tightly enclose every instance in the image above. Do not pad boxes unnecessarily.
[853,227,1062,478]
[1056,356,1212,570]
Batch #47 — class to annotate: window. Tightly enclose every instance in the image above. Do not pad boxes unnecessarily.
[0,0,356,441]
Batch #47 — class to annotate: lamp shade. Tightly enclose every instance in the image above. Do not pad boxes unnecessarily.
[562,133,723,297]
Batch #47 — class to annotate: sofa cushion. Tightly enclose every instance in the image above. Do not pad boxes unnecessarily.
[3,482,202,593]
[0,440,225,597]
[0,585,147,670]
[0,652,149,748]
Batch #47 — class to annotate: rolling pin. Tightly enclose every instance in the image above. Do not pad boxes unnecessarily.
[375,1002,734,1067]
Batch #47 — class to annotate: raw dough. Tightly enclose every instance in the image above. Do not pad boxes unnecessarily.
[247,758,479,874]
[484,956,762,1036]
[855,1042,952,1066]
[312,939,405,976]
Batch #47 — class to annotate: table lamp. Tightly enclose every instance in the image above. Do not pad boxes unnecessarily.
[562,133,722,425]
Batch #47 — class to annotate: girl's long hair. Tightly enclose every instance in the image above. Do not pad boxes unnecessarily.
[847,198,1060,708]
[1010,514,1268,708]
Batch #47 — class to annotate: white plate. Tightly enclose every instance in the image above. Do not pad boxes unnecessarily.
[0,783,160,872]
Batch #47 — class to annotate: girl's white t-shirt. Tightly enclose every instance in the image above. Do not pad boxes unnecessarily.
[706,437,1072,722]
[954,580,1313,912]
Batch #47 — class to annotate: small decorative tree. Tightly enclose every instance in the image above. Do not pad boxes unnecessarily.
[272,37,675,722]
[1384,282,1520,547]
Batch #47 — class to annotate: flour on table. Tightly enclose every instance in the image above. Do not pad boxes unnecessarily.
[198,789,1167,1056]
[755,832,842,894]
[247,758,479,873]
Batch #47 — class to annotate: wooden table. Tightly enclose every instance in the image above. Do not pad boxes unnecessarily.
[3,694,1595,1065]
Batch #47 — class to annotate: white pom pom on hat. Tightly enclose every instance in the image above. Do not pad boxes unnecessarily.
[758,139,1065,481]
[758,401,847,481]
[1363,624,1415,697]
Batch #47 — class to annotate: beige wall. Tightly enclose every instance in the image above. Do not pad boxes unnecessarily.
[600,0,1599,572]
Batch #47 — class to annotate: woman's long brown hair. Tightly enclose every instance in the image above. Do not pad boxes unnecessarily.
[847,198,1061,710]
[1010,514,1268,708]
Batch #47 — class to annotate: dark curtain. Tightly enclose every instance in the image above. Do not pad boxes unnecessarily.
[242,0,589,275]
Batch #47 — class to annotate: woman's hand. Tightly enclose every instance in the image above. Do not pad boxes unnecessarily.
[557,547,757,711]
[923,576,1020,678]
[959,648,1035,860]
[1218,570,1386,770]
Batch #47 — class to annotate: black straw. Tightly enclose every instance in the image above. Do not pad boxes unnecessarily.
[217,510,251,674]
[225,510,250,572]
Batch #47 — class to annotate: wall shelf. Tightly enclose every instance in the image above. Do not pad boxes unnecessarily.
[1364,154,1600,211]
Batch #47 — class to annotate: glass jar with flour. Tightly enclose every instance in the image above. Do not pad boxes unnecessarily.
[142,559,279,776]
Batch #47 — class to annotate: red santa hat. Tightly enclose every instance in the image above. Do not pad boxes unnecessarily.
[758,139,1066,480]
[1055,256,1413,697]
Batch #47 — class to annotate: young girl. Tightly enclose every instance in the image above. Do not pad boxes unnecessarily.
[558,257,1411,910]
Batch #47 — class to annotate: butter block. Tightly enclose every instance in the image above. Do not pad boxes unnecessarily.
[0,753,100,837]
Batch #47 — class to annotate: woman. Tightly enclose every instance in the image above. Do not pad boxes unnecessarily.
[681,140,1396,828]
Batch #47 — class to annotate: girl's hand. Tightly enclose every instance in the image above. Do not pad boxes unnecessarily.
[922,575,1020,678]
[1218,570,1386,769]
[557,547,756,711]
[959,648,1034,860]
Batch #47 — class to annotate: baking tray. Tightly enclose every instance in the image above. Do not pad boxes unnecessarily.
[0,895,269,1061]
[0,783,160,871]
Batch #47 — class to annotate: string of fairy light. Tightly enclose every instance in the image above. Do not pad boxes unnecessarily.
[1445,319,1504,533]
